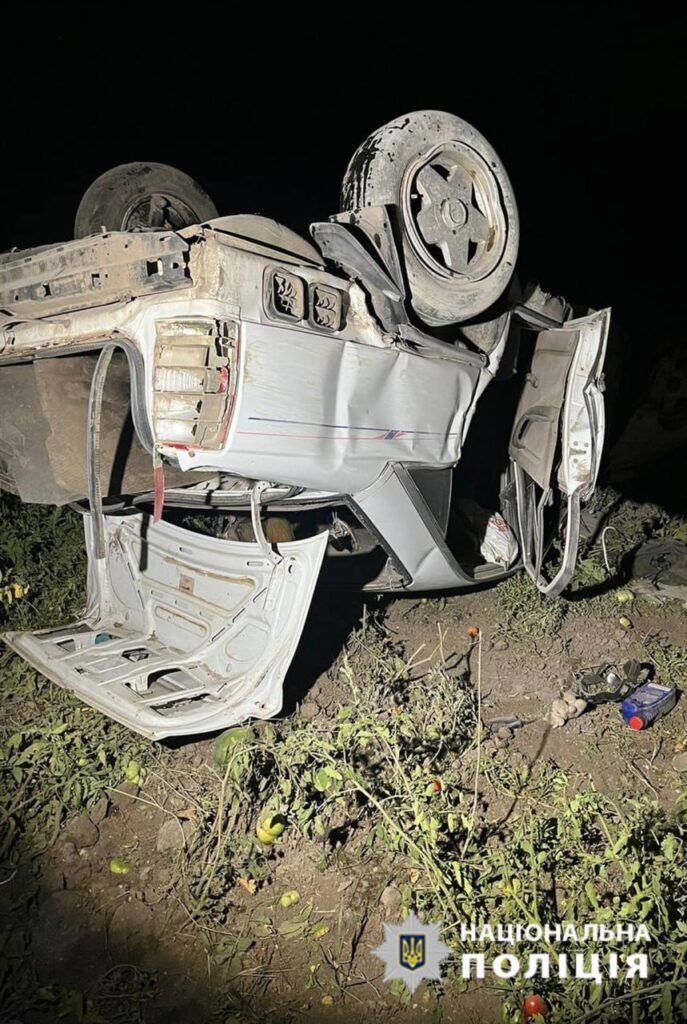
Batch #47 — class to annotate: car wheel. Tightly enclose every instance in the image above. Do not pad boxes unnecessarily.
[341,110,519,326]
[74,162,218,238]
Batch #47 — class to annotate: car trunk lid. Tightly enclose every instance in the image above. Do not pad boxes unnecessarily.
[3,513,327,739]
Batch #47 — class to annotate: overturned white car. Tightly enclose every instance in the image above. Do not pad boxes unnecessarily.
[0,111,609,738]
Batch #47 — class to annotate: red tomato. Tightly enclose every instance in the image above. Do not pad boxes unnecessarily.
[523,994,548,1018]
[467,626,479,638]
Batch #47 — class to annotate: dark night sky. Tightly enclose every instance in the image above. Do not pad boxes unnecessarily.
[1,11,685,339]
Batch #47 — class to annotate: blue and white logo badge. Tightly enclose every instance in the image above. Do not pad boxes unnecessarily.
[373,912,451,993]
[400,933,425,971]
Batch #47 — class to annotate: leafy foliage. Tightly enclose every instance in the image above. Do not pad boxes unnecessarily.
[0,497,151,855]
[0,496,156,1022]
[2,494,687,1022]
[0,495,87,629]
[169,621,687,1022]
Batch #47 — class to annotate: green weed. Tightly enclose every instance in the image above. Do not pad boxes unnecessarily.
[0,496,157,1022]
[2,495,687,1023]
[161,620,687,1023]
[495,574,566,650]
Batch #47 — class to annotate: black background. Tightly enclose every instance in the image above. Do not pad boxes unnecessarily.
[1,11,684,328]
[2,9,685,471]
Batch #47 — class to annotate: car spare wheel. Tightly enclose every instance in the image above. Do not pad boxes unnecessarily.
[74,162,218,237]
[341,110,519,326]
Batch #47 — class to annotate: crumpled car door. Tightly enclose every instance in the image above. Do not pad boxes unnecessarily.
[3,514,327,739]
[508,308,610,596]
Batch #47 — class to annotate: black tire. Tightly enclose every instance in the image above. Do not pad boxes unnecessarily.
[74,162,218,238]
[341,111,519,327]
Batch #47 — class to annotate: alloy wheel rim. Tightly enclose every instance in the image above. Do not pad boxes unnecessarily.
[403,142,507,281]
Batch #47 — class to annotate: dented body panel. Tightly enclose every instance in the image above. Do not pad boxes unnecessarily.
[0,222,482,496]
[0,121,610,736]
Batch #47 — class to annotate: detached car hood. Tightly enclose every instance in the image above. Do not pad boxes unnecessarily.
[3,514,327,739]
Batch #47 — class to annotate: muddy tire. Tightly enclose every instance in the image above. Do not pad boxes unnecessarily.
[341,110,518,326]
[74,162,218,238]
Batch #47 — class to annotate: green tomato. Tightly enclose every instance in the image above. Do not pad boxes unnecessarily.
[125,761,142,783]
[256,813,286,844]
[213,727,253,767]
[280,889,301,908]
[109,857,131,875]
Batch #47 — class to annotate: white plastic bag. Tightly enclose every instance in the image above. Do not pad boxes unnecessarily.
[480,512,519,567]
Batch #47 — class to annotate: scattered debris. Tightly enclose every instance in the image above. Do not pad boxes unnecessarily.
[486,715,524,748]
[628,538,687,602]
[485,714,524,732]
[455,499,520,568]
[482,512,520,568]
[620,681,677,730]
[549,690,588,728]
[577,659,651,705]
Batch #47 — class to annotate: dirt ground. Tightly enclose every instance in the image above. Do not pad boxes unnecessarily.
[4,568,686,1024]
